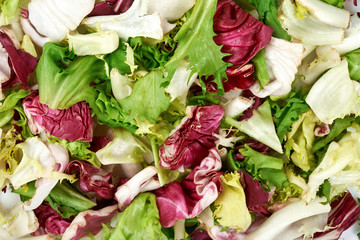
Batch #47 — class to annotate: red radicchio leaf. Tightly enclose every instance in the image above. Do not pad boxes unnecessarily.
[23,92,94,142]
[66,160,115,200]
[313,192,360,240]
[190,229,213,240]
[88,0,133,16]
[0,31,37,89]
[213,0,273,67]
[61,205,118,240]
[241,170,271,216]
[33,202,72,236]
[212,0,272,92]
[156,149,223,227]
[223,64,255,92]
[159,105,224,171]
[89,136,111,152]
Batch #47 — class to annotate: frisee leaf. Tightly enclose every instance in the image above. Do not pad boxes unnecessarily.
[164,0,229,95]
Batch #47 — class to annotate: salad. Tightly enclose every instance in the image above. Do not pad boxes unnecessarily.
[0,0,360,239]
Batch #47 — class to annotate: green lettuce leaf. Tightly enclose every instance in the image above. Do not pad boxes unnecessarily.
[251,49,270,89]
[248,0,291,40]
[37,42,105,109]
[239,145,289,189]
[226,101,283,153]
[344,48,360,81]
[13,181,96,218]
[37,42,136,132]
[164,0,228,95]
[108,193,167,240]
[270,182,303,203]
[104,40,132,75]
[13,104,34,139]
[0,88,32,136]
[321,0,345,8]
[271,90,310,143]
[120,70,171,123]
[0,88,30,113]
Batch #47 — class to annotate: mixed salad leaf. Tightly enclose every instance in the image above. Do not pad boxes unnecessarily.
[0,0,360,239]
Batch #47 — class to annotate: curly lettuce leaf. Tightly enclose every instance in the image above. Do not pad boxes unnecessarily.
[104,40,132,75]
[37,42,105,109]
[164,0,228,95]
[48,136,100,168]
[271,90,311,143]
[37,42,137,132]
[120,70,171,123]
[302,129,360,202]
[0,88,31,135]
[108,193,167,240]
[129,37,176,71]
[239,144,289,189]
[248,0,292,40]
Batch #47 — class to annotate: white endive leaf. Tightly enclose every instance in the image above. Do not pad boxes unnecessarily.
[279,0,346,45]
[250,37,304,98]
[28,0,95,42]
[165,60,197,105]
[332,14,360,55]
[226,101,283,153]
[82,0,163,41]
[306,59,360,124]
[67,31,119,56]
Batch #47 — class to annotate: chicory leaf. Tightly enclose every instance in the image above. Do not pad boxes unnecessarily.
[226,101,284,153]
